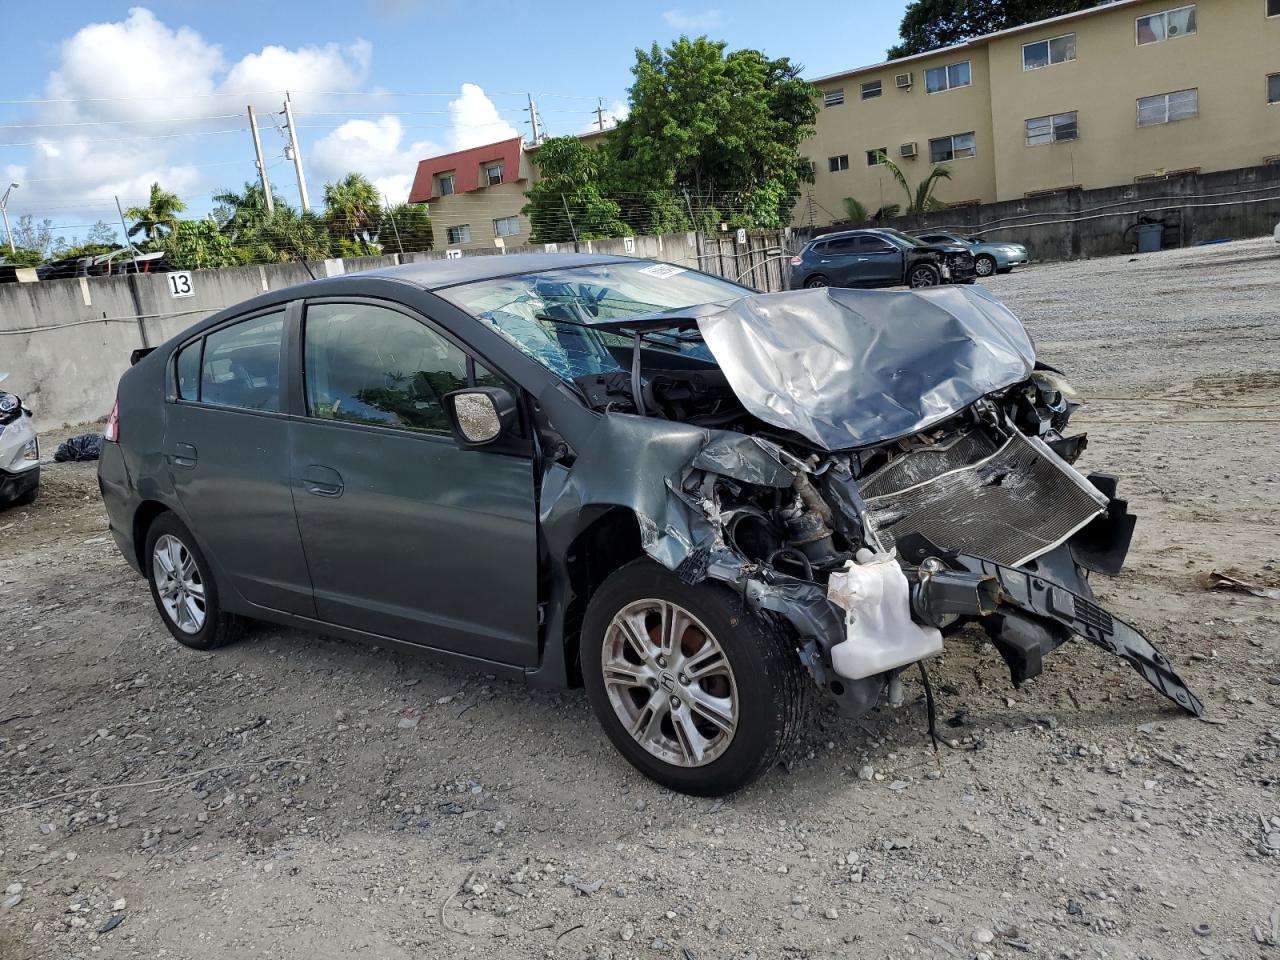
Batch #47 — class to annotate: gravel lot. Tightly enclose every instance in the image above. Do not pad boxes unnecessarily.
[2,238,1278,960]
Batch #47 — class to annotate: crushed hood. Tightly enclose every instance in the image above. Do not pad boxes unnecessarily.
[695,285,1036,450]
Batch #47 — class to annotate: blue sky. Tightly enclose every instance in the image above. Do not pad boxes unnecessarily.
[1,1,910,243]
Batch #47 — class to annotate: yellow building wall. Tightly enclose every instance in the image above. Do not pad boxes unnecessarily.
[428,152,535,251]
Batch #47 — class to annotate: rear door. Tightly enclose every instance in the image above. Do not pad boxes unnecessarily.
[164,307,315,616]
[288,298,539,666]
[854,235,903,285]
[817,235,864,286]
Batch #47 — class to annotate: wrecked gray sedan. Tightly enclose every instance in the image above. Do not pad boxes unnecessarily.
[99,253,1200,796]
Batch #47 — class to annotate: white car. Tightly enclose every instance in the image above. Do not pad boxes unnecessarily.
[0,373,39,507]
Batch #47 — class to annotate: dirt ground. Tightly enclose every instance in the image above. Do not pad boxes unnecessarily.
[2,238,1278,960]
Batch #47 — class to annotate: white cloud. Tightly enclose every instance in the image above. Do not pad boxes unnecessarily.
[221,40,372,113]
[309,84,519,203]
[446,83,519,151]
[582,99,629,133]
[661,8,723,31]
[309,116,440,204]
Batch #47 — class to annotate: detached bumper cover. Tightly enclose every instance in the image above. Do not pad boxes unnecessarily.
[0,465,39,505]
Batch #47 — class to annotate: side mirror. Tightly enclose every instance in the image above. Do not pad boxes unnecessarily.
[442,387,518,448]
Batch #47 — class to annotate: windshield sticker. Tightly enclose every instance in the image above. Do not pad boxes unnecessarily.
[637,263,688,279]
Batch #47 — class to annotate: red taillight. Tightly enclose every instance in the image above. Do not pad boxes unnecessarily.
[104,396,120,442]
[790,256,803,266]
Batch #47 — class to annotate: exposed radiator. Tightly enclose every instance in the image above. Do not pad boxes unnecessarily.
[862,428,1107,567]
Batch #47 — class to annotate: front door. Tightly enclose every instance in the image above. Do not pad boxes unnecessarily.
[288,299,539,666]
[165,308,315,616]
[854,235,903,286]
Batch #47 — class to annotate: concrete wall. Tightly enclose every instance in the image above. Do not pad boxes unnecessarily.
[793,163,1280,262]
[0,232,786,430]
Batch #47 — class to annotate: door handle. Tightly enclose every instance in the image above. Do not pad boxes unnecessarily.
[166,442,198,469]
[300,464,344,498]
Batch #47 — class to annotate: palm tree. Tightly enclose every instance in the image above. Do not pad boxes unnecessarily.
[842,197,869,223]
[211,182,281,236]
[124,183,186,243]
[323,173,382,252]
[873,150,952,214]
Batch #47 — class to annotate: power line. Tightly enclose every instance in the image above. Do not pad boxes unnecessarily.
[0,114,242,130]
[0,128,247,149]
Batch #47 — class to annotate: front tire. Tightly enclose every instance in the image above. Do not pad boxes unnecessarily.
[144,513,242,651]
[582,559,809,796]
[907,264,940,288]
[974,254,997,277]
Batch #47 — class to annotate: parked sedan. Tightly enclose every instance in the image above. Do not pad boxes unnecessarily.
[100,253,1200,796]
[789,228,976,290]
[916,231,1030,278]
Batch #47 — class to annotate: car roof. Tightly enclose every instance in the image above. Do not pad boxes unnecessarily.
[340,252,635,291]
[811,228,895,243]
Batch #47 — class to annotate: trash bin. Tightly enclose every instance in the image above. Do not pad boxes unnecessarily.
[1136,221,1164,253]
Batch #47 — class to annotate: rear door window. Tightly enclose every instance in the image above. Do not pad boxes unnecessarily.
[199,311,285,412]
[824,236,860,254]
[303,302,502,437]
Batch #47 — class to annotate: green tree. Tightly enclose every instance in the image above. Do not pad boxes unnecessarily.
[842,198,869,224]
[606,38,819,230]
[874,150,953,213]
[124,182,187,243]
[10,215,64,259]
[323,173,383,253]
[888,0,1098,58]
[1,247,44,268]
[234,208,333,264]
[85,220,119,247]
[162,219,239,269]
[211,181,286,235]
[522,136,628,243]
[381,202,433,253]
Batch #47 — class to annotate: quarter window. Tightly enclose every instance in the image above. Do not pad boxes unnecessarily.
[484,162,504,186]
[303,303,493,436]
[438,173,456,196]
[1136,5,1196,44]
[446,224,471,244]
[929,132,977,163]
[1022,33,1077,70]
[1269,73,1280,104]
[176,339,202,400]
[828,154,850,172]
[867,148,887,166]
[199,311,285,412]
[823,88,845,107]
[925,60,971,94]
[1025,111,1079,145]
[494,215,520,238]
[1137,88,1198,125]
[861,80,882,100]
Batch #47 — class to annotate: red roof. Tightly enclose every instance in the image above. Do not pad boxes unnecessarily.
[407,136,523,203]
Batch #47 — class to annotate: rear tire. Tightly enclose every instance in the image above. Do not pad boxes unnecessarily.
[803,275,829,289]
[582,559,809,796]
[144,512,242,651]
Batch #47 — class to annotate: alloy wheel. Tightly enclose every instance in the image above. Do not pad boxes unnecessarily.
[601,598,739,767]
[975,256,996,277]
[909,266,938,288]
[152,533,206,634]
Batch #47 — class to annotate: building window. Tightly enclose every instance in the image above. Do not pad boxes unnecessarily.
[1025,111,1079,145]
[1137,88,1198,126]
[824,88,845,107]
[1270,0,1280,17]
[446,224,471,245]
[1023,33,1077,70]
[861,80,882,100]
[925,60,971,94]
[438,173,455,196]
[1269,73,1280,104]
[494,215,520,238]
[867,148,887,166]
[1136,5,1196,44]
[484,163,504,186]
[928,132,976,163]
[828,154,850,172]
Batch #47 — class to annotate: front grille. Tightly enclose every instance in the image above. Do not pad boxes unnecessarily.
[954,254,974,268]
[863,429,1107,567]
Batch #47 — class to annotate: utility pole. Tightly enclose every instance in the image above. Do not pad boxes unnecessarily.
[525,94,541,144]
[114,195,141,274]
[595,97,607,132]
[1,181,17,255]
[247,105,275,215]
[560,193,578,245]
[382,193,404,256]
[282,92,311,214]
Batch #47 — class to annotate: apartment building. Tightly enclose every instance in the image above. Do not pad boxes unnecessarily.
[407,130,608,251]
[801,0,1280,225]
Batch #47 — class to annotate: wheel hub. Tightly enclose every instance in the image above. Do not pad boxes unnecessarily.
[601,599,739,768]
[152,534,206,635]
